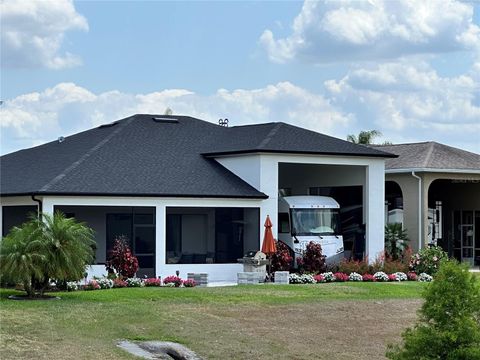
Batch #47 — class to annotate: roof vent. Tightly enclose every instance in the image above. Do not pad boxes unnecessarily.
[58,136,65,143]
[218,118,229,127]
[152,117,178,123]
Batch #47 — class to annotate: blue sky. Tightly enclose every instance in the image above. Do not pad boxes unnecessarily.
[1,0,479,155]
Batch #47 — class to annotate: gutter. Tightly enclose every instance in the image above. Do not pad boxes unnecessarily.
[411,172,422,250]
[386,168,480,174]
[31,194,42,218]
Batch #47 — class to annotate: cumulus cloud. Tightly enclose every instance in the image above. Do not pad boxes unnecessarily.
[1,0,88,69]
[325,61,480,152]
[0,82,352,154]
[260,0,480,63]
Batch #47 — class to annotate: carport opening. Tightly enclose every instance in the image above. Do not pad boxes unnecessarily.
[278,163,366,260]
[428,179,480,266]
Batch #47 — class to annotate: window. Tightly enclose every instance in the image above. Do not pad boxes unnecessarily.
[291,208,341,236]
[278,213,290,233]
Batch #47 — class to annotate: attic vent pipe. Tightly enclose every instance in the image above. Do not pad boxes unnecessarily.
[58,136,65,143]
[152,117,178,123]
[218,118,229,127]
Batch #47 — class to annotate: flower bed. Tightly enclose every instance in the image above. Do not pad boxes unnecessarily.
[66,275,197,292]
[287,270,432,285]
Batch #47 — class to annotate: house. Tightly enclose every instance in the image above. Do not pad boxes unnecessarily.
[1,114,394,281]
[377,142,480,267]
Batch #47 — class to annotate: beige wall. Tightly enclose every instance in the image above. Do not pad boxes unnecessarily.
[386,172,480,252]
[386,173,423,252]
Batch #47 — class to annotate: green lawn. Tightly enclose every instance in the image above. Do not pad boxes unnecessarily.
[1,283,426,360]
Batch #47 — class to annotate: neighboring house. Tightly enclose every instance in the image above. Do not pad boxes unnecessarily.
[375,142,480,267]
[1,114,394,281]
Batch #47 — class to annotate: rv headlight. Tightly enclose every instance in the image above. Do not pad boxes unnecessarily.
[336,247,344,254]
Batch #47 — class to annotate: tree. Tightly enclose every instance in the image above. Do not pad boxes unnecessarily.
[387,261,480,359]
[347,130,383,144]
[0,211,95,297]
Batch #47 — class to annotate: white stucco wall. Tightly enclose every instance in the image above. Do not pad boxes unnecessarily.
[217,153,386,261]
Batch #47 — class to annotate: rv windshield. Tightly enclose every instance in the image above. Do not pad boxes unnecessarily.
[291,208,340,236]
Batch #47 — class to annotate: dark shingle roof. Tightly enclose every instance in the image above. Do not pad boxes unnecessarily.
[1,115,394,197]
[204,122,396,158]
[372,142,480,171]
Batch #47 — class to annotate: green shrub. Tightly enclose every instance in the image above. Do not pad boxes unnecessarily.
[338,258,370,275]
[387,261,480,359]
[409,246,448,275]
[383,258,409,274]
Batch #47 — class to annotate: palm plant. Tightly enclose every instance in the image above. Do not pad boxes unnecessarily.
[347,130,383,144]
[385,223,409,260]
[0,211,95,297]
[0,220,46,297]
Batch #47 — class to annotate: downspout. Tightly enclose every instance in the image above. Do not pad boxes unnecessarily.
[31,194,42,218]
[411,172,422,250]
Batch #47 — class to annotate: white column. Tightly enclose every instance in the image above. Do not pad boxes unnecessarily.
[155,204,166,278]
[259,156,279,244]
[42,197,55,215]
[365,161,385,262]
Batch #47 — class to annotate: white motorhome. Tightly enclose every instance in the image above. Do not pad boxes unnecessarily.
[278,196,344,264]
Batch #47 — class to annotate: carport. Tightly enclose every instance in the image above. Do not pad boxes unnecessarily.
[279,163,366,259]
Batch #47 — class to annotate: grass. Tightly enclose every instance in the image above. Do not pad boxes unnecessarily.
[0,282,426,359]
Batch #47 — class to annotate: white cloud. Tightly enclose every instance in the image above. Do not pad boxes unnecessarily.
[0,82,352,154]
[261,0,480,63]
[1,0,88,69]
[324,61,480,152]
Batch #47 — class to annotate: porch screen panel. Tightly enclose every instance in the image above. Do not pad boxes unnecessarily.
[2,205,37,237]
[166,207,260,264]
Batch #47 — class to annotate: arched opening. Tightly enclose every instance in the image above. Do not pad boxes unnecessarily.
[385,181,404,225]
[428,179,480,266]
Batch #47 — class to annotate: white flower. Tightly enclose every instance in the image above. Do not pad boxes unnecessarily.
[66,282,79,291]
[418,273,433,282]
[289,274,315,284]
[373,272,389,282]
[321,272,336,282]
[96,278,114,289]
[125,277,144,287]
[349,272,363,282]
[393,272,408,281]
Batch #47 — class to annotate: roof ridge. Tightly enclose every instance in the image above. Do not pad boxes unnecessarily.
[257,122,283,149]
[40,115,136,192]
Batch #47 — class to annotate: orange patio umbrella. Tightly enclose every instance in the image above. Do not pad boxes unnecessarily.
[261,215,277,255]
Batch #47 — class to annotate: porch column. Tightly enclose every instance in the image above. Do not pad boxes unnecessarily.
[259,156,279,244]
[155,204,166,278]
[365,161,385,262]
[42,198,55,215]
